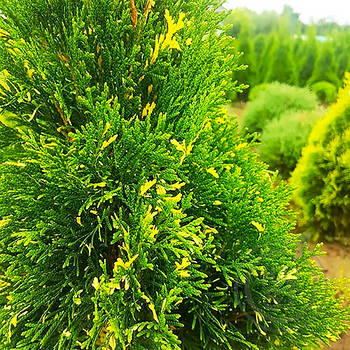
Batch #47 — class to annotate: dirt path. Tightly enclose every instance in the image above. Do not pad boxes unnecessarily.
[314,243,350,349]
[224,102,246,127]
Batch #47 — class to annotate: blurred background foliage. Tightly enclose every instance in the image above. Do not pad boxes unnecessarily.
[224,5,350,103]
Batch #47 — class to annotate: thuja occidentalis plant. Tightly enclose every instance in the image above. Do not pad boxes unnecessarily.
[0,0,348,349]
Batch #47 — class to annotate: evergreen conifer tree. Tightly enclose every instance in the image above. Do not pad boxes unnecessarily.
[308,41,340,87]
[0,1,349,349]
[253,33,274,85]
[296,26,318,86]
[292,73,350,240]
[264,31,298,85]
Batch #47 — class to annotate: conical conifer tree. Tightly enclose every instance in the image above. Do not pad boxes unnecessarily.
[308,41,340,87]
[264,30,298,85]
[0,1,349,349]
[296,25,318,86]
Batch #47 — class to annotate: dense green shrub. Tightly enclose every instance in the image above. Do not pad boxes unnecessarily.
[259,108,325,178]
[248,83,268,101]
[311,81,338,104]
[292,74,350,240]
[242,82,318,135]
[0,1,349,349]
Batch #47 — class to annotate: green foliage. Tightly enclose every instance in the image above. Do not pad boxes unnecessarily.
[264,32,298,85]
[225,8,350,98]
[292,73,350,240]
[225,89,238,102]
[252,34,272,84]
[307,42,340,87]
[0,111,23,162]
[248,83,267,101]
[311,81,338,104]
[242,83,318,135]
[296,26,318,86]
[259,108,325,179]
[0,1,349,349]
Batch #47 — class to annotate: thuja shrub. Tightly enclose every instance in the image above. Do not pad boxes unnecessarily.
[258,108,325,179]
[292,73,350,240]
[0,1,348,349]
[247,82,267,101]
[311,81,338,104]
[242,82,318,135]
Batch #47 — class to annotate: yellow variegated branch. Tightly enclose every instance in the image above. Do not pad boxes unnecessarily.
[150,10,185,65]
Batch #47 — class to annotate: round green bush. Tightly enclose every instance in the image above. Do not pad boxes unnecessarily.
[311,81,338,104]
[0,1,348,349]
[259,108,325,178]
[292,74,350,240]
[248,83,268,101]
[242,82,318,135]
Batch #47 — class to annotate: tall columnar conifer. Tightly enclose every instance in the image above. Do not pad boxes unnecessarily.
[292,73,350,240]
[307,41,340,87]
[264,23,298,86]
[0,1,349,349]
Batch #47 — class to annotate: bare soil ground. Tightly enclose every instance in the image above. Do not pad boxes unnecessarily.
[224,102,246,127]
[315,243,350,349]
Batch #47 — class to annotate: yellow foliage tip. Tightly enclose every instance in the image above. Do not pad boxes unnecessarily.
[178,270,191,278]
[102,122,111,137]
[0,29,9,37]
[101,134,118,150]
[251,221,265,232]
[10,314,18,327]
[114,254,139,271]
[150,35,161,65]
[0,70,11,92]
[148,303,159,323]
[186,38,192,46]
[163,10,185,50]
[144,0,155,21]
[150,10,185,65]
[235,142,248,151]
[175,257,191,270]
[207,167,219,178]
[0,218,10,228]
[170,182,185,190]
[156,185,166,195]
[176,257,191,278]
[142,101,156,117]
[141,294,159,323]
[141,178,157,196]
[215,116,226,124]
[171,138,193,164]
[62,329,71,338]
[92,277,100,290]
